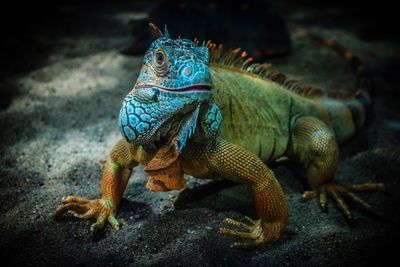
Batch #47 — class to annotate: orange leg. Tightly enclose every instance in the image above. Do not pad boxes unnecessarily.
[202,138,288,249]
[288,116,387,222]
[55,139,139,231]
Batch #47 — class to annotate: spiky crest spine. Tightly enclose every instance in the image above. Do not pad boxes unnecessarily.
[199,39,361,100]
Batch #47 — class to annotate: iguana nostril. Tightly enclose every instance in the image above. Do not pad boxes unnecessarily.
[184,66,192,76]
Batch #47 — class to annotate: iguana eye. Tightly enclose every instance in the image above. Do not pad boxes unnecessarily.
[154,48,168,76]
[155,51,164,65]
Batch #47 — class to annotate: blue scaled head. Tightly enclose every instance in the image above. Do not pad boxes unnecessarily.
[137,34,212,94]
[118,24,214,151]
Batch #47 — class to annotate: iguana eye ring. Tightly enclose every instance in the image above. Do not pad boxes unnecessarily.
[155,50,165,65]
[154,48,168,76]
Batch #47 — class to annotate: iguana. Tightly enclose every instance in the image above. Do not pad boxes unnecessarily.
[56,25,387,249]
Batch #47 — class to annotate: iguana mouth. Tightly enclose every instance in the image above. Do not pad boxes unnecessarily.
[138,83,212,92]
[160,84,212,92]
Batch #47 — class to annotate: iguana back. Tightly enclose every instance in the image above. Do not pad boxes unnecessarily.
[209,57,369,163]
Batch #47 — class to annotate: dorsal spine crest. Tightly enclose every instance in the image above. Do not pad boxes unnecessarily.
[206,41,359,100]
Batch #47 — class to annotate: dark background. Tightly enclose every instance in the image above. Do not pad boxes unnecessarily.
[1,1,399,266]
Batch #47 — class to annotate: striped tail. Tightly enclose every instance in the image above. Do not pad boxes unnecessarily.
[317,89,371,144]
[341,90,371,135]
[297,28,375,93]
[297,28,373,143]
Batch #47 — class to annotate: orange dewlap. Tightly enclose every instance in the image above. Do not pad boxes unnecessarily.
[145,157,187,191]
[143,143,187,191]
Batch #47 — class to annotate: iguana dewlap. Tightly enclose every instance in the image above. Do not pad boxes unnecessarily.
[144,143,186,192]
[56,26,387,249]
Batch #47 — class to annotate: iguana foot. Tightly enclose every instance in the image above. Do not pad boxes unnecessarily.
[55,196,120,231]
[303,181,388,221]
[218,216,284,249]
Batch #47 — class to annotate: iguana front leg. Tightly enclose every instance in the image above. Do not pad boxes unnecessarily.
[287,116,387,221]
[184,138,288,249]
[55,139,145,231]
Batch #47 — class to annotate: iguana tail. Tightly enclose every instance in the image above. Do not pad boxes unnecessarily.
[297,28,373,143]
[298,28,374,93]
[321,87,371,144]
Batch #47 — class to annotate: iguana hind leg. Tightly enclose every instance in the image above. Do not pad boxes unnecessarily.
[200,138,288,249]
[287,116,386,221]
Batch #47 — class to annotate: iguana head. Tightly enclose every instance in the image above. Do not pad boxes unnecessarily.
[119,26,213,152]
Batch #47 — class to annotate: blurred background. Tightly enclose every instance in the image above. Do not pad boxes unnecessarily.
[1,1,399,266]
[1,0,399,78]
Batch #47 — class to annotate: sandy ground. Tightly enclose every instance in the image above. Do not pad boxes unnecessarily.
[1,1,400,266]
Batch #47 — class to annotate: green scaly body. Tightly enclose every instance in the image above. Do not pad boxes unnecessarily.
[210,63,366,162]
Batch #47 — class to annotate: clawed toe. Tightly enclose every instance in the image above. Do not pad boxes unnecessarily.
[223,217,254,230]
[55,196,121,231]
[55,203,88,218]
[55,195,91,218]
[218,227,257,239]
[64,196,91,205]
[219,217,284,249]
[302,190,317,201]
[219,217,258,239]
[350,183,386,193]
[303,181,393,223]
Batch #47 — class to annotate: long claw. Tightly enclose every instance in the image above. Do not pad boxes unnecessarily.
[302,190,317,201]
[330,190,352,221]
[349,183,386,193]
[219,227,256,239]
[223,218,252,231]
[91,215,107,232]
[64,196,90,204]
[319,187,328,212]
[55,203,88,217]
[346,192,397,223]
[108,215,121,230]
[75,209,97,219]
[219,217,284,249]
[306,181,392,224]
[56,197,120,231]
[244,216,257,226]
